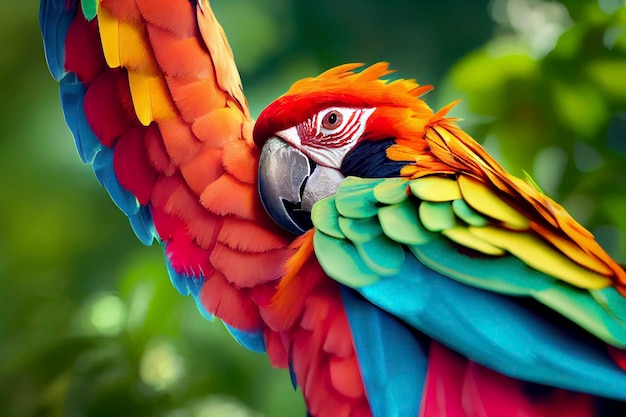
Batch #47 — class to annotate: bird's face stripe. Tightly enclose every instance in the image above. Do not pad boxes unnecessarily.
[286,107,376,169]
[303,109,366,150]
[323,111,361,145]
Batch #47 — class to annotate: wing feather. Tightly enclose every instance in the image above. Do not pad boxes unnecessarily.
[41,0,290,330]
[44,3,380,415]
[422,119,626,288]
[311,174,626,397]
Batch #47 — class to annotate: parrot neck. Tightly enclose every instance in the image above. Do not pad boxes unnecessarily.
[341,138,410,178]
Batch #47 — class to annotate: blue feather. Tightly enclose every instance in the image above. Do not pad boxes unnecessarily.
[59,74,102,164]
[128,205,155,245]
[93,147,140,216]
[288,361,298,389]
[163,254,265,352]
[164,255,194,296]
[223,324,266,353]
[341,286,427,417]
[358,252,626,401]
[163,255,214,321]
[39,0,75,81]
[193,297,214,321]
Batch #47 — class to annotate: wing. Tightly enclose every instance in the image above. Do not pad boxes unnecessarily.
[42,2,376,416]
[40,0,292,344]
[309,113,626,410]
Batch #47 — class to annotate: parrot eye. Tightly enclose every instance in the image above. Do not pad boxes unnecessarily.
[321,110,343,130]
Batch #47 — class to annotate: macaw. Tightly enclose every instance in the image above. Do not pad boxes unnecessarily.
[40,0,626,416]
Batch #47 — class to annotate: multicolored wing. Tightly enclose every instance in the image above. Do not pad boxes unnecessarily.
[41,2,375,416]
[40,0,293,347]
[311,117,626,412]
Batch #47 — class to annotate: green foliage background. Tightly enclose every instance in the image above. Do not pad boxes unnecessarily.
[1,1,625,416]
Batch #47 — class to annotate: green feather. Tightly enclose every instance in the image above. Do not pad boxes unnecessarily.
[81,0,98,21]
[354,234,405,276]
[591,287,626,323]
[534,285,626,348]
[311,197,345,239]
[315,174,626,349]
[334,177,383,218]
[313,230,380,287]
[378,201,435,245]
[452,199,489,227]
[411,238,626,347]
[373,178,410,205]
[418,201,456,232]
[338,216,383,243]
[410,238,553,295]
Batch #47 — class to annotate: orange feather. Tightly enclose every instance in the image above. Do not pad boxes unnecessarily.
[135,0,196,38]
[159,117,202,164]
[148,27,216,79]
[192,106,245,146]
[100,0,142,23]
[217,217,290,253]
[222,139,259,185]
[179,147,224,195]
[200,174,261,220]
[209,243,287,288]
[200,271,261,330]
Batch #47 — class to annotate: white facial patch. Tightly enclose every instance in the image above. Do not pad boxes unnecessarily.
[276,107,376,169]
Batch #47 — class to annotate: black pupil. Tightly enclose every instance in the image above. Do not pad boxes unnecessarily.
[328,112,337,124]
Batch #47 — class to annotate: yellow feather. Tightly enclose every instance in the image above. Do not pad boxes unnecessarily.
[127,72,177,126]
[469,226,612,289]
[442,227,505,255]
[149,76,177,121]
[97,6,121,68]
[118,21,158,75]
[127,71,152,126]
[410,176,461,202]
[458,175,530,230]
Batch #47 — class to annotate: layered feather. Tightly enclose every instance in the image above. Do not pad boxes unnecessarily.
[42,0,294,329]
[43,2,626,415]
[41,1,374,416]
[260,64,626,413]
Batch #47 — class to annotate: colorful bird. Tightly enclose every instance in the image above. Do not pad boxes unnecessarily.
[40,0,626,416]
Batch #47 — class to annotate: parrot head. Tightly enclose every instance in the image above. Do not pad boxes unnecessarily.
[254,63,435,234]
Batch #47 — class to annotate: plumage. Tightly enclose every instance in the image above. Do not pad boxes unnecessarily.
[40,1,626,416]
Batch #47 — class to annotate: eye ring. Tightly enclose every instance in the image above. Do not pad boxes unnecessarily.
[321,110,343,130]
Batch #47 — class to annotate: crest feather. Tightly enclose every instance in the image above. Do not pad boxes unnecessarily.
[253,63,434,147]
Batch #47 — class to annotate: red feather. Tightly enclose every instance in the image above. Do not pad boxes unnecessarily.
[113,125,158,205]
[419,342,596,417]
[200,271,261,330]
[84,70,133,147]
[144,124,176,175]
[64,15,104,83]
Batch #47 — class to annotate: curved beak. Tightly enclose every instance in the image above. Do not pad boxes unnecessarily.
[258,137,344,235]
